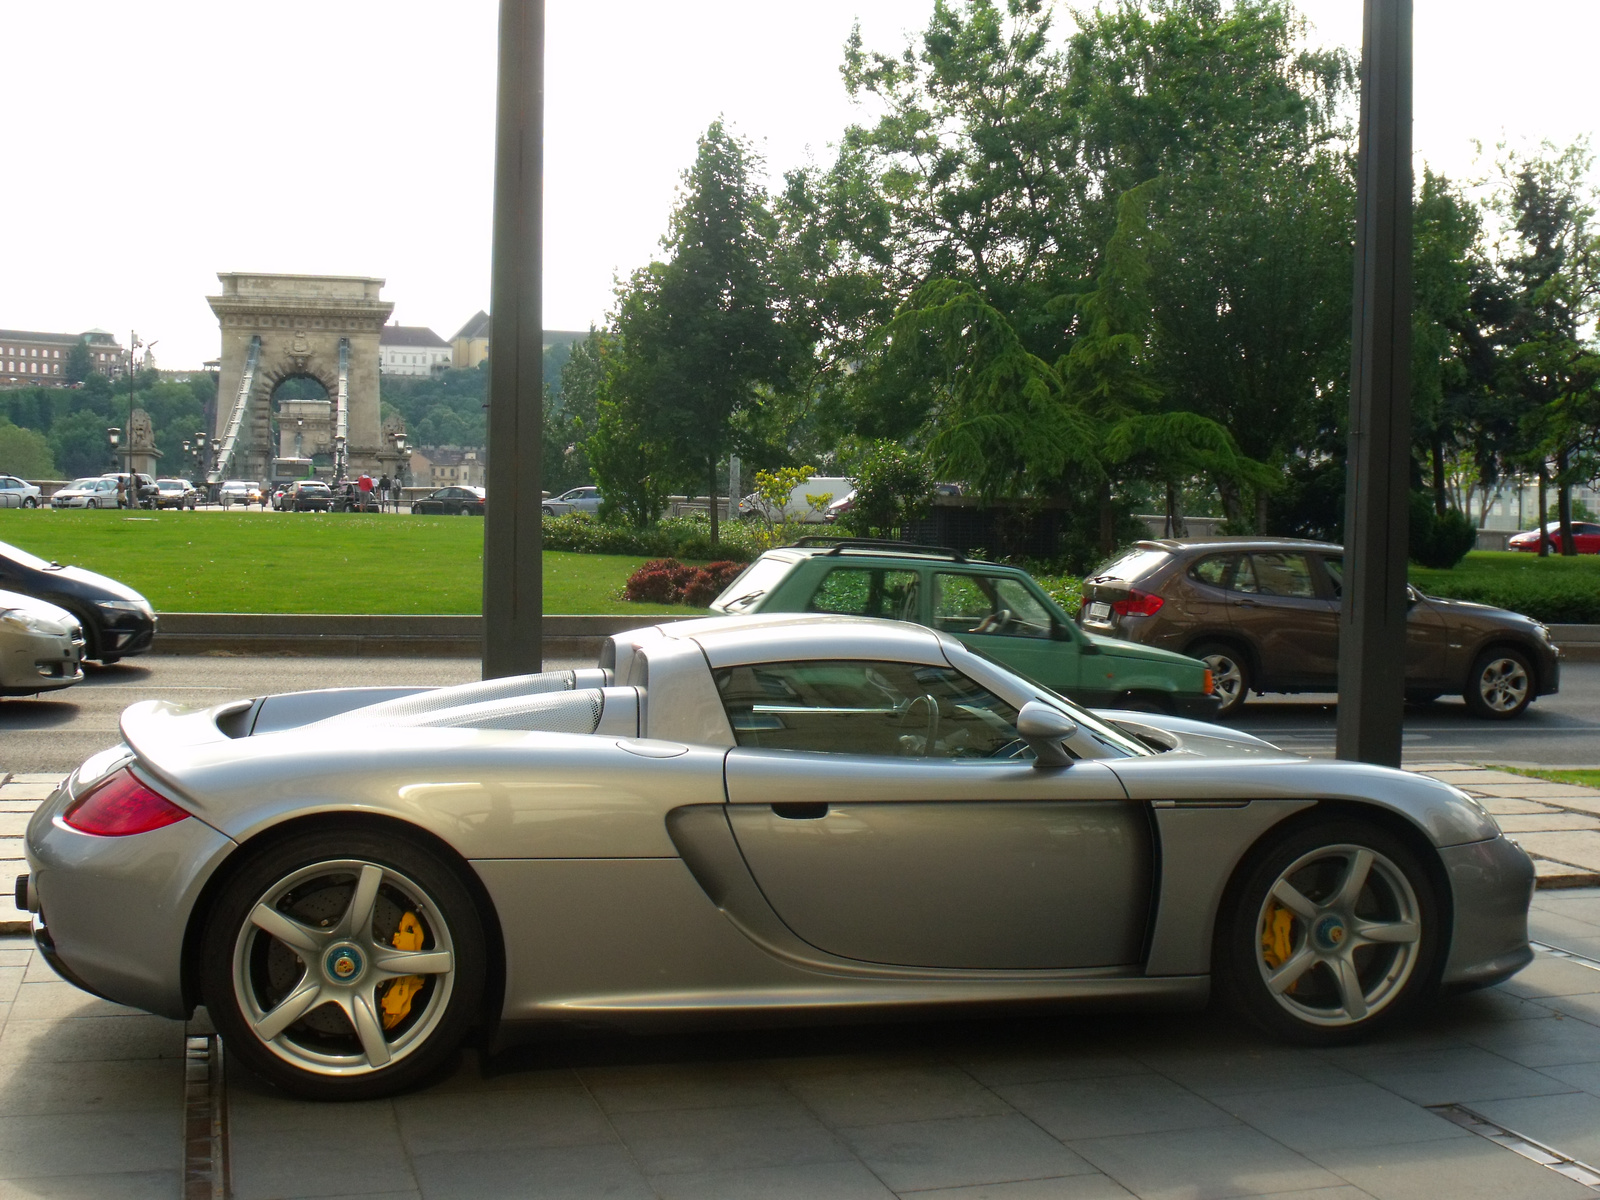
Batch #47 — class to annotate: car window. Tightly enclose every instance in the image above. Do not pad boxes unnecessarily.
[934,573,1054,639]
[714,556,799,612]
[806,567,919,619]
[714,659,1025,760]
[1190,554,1234,587]
[1089,547,1171,583]
[1247,553,1318,599]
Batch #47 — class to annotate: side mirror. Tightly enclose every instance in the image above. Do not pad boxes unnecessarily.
[1017,701,1078,769]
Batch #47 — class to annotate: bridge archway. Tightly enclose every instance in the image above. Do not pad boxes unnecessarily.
[207,273,396,483]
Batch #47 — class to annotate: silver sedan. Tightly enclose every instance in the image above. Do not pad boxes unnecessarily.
[20,614,1533,1100]
[0,589,83,695]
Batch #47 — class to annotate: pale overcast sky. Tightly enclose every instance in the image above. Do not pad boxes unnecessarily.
[1,1,1594,368]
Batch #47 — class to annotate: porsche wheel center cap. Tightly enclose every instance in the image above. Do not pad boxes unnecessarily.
[325,944,366,984]
[1313,916,1347,951]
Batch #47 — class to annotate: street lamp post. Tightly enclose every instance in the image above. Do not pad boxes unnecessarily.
[107,428,122,505]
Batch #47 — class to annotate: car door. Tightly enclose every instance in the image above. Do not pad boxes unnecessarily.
[715,657,1152,969]
[0,478,21,508]
[931,572,1078,693]
[1229,552,1340,689]
[1319,557,1446,686]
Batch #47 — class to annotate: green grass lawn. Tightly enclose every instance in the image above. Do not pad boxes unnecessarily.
[1497,766,1600,788]
[1410,550,1600,624]
[0,510,706,615]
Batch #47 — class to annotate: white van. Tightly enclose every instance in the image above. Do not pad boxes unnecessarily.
[738,476,850,524]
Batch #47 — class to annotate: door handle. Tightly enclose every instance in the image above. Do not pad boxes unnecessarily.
[772,802,829,820]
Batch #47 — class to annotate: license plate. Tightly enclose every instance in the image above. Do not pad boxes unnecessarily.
[1088,601,1112,621]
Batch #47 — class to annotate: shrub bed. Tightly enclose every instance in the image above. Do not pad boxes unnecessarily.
[624,559,746,608]
[543,513,767,563]
[1411,552,1600,624]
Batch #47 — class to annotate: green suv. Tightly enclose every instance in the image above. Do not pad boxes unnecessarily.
[710,539,1220,718]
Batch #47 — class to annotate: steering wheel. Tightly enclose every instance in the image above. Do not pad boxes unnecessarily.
[903,693,941,756]
[971,608,1012,635]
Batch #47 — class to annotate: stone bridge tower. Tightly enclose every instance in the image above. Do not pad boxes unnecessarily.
[207,273,395,482]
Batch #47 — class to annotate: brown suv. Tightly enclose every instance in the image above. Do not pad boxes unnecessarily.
[1079,538,1560,720]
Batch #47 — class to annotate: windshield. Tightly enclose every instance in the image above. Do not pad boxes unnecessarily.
[0,540,51,571]
[714,556,798,611]
[1088,547,1172,583]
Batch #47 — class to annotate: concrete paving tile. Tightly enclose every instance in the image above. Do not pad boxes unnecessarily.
[0,784,59,800]
[1499,814,1600,832]
[1434,987,1556,1025]
[0,1056,181,1115]
[840,1113,1096,1192]
[650,1160,895,1200]
[409,1143,655,1200]
[904,1177,1139,1200]
[0,1170,179,1199]
[9,981,144,1020]
[1310,1135,1597,1200]
[1480,797,1562,815]
[787,1065,1012,1128]
[1535,893,1600,924]
[1536,1059,1600,1096]
[0,1110,177,1178]
[1463,1013,1600,1068]
[1470,1090,1600,1165]
[1529,910,1600,944]
[1527,795,1600,818]
[231,1099,414,1200]
[394,1086,615,1155]
[995,1074,1237,1142]
[956,1048,1150,1088]
[423,1049,579,1093]
[1217,1082,1467,1152]
[1133,1045,1363,1099]
[1499,954,1600,999]
[23,953,60,984]
[1518,831,1600,871]
[0,970,20,1005]
[1466,782,1600,799]
[608,1099,851,1176]
[0,950,29,969]
[1069,1124,1343,1200]
[0,816,31,837]
[579,1060,791,1114]
[0,1014,184,1063]
[1338,1045,1580,1105]
[1538,992,1600,1028]
[7,774,66,785]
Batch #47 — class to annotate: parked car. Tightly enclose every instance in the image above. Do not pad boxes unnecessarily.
[218,480,258,507]
[50,478,120,509]
[0,589,84,696]
[154,479,199,510]
[412,485,486,516]
[709,540,1218,717]
[1508,521,1600,554]
[18,613,1533,1100]
[1079,538,1562,720]
[541,486,601,517]
[823,489,855,523]
[738,476,851,524]
[331,482,380,512]
[0,476,42,509]
[99,473,158,509]
[0,540,156,664]
[281,481,334,512]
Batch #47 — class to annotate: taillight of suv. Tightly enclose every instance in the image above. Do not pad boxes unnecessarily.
[1112,589,1165,618]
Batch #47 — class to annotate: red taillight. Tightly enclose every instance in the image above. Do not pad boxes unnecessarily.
[63,769,190,837]
[1111,588,1165,618]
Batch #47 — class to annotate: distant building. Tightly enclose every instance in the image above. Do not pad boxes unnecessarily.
[379,324,452,377]
[419,446,485,488]
[0,328,124,387]
[451,312,491,371]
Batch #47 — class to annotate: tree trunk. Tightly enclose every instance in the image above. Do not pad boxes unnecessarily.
[1097,482,1116,559]
[708,458,720,546]
[1255,489,1270,536]
[1216,477,1243,526]
[1431,435,1447,517]
[1537,465,1551,557]
[1557,451,1576,557]
[1164,480,1187,538]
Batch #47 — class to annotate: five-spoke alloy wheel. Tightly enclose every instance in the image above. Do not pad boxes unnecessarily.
[1191,641,1251,718]
[1464,647,1534,720]
[203,828,485,1100]
[1218,818,1441,1043]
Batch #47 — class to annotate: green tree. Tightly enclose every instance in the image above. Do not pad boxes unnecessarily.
[63,340,95,386]
[0,422,55,477]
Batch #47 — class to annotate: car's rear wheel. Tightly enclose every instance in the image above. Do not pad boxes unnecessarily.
[201,826,486,1100]
[1191,641,1251,718]
[1216,817,1441,1044]
[1464,647,1534,720]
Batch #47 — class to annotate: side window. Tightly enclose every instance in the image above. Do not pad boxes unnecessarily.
[714,659,1024,760]
[1249,553,1317,599]
[934,574,1053,638]
[1190,554,1233,587]
[1231,555,1259,594]
[806,568,918,619]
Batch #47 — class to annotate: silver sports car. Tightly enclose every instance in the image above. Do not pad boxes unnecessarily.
[20,614,1533,1099]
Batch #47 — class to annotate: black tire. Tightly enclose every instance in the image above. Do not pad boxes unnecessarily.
[1117,693,1171,715]
[1191,640,1252,718]
[1215,816,1442,1045]
[23,497,36,509]
[1463,647,1535,720]
[201,825,487,1101]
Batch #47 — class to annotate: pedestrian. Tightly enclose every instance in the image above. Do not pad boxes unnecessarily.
[114,476,126,509]
[378,473,391,512]
[391,475,403,512]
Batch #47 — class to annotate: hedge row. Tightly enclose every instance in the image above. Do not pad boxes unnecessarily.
[541,513,767,563]
[1412,574,1600,625]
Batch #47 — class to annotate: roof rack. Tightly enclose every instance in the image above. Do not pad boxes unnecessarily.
[790,536,970,563]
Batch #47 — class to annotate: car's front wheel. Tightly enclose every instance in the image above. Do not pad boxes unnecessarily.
[1464,647,1535,720]
[22,497,36,509]
[1191,641,1252,718]
[201,826,486,1100]
[1216,817,1441,1044]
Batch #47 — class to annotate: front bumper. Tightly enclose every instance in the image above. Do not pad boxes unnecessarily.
[92,612,157,658]
[1170,693,1224,720]
[24,779,236,1019]
[1439,834,1536,991]
[0,627,84,695]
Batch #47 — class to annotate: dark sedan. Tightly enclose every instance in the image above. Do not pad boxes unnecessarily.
[0,540,156,664]
[281,481,333,512]
[413,486,485,516]
[1080,538,1560,720]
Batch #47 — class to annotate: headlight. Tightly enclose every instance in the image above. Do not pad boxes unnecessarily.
[97,599,153,616]
[0,608,65,636]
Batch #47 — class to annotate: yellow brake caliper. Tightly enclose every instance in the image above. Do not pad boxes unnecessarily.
[380,912,426,1030]
[1261,902,1295,979]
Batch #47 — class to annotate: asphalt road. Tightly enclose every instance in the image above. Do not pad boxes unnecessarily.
[3,653,1598,776]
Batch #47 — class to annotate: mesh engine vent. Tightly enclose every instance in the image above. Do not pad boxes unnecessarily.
[317,670,577,726]
[399,689,605,734]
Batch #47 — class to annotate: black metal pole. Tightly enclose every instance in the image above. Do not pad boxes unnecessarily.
[1337,0,1413,766]
[483,0,545,678]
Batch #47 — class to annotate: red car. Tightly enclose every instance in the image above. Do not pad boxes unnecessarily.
[1508,521,1600,553]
